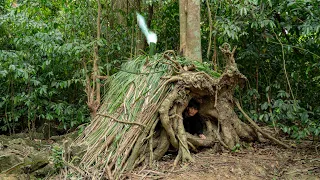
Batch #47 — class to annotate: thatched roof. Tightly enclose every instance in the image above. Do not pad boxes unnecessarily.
[73,51,220,179]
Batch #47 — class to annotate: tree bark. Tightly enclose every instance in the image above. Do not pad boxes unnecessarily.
[179,0,187,55]
[179,0,202,62]
[86,0,102,118]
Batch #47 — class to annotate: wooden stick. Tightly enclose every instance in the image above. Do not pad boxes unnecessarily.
[106,165,114,180]
[97,113,146,128]
[63,160,88,177]
[163,50,183,70]
[96,75,108,80]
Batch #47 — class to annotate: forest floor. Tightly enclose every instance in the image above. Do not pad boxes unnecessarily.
[129,140,320,180]
[0,132,319,179]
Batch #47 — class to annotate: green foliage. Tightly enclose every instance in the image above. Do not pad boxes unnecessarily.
[192,61,221,78]
[258,90,319,140]
[200,0,320,140]
[152,0,180,52]
[239,86,320,140]
[0,0,90,134]
[51,145,64,171]
[231,143,241,152]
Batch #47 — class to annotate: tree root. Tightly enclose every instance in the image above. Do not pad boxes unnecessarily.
[159,87,180,148]
[153,129,170,160]
[143,67,290,172]
[235,99,291,149]
[186,133,217,147]
[153,69,290,170]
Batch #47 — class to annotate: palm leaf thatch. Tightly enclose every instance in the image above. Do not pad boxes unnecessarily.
[68,47,290,180]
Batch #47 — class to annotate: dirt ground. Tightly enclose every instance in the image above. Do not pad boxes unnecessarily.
[1,133,319,180]
[129,141,320,180]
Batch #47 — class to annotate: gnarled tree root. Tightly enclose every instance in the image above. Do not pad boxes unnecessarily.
[147,45,290,168]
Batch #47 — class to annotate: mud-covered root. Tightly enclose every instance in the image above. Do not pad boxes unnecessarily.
[156,67,250,164]
[175,104,194,164]
[158,87,179,149]
[158,86,195,164]
[214,97,259,149]
[152,129,170,161]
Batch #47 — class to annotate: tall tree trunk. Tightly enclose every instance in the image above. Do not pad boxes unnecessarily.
[135,0,145,55]
[213,35,217,70]
[86,0,102,118]
[95,0,102,107]
[179,0,187,55]
[147,4,154,28]
[114,0,126,26]
[209,1,218,71]
[179,0,202,62]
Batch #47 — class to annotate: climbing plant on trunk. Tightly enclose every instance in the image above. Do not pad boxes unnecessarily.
[85,0,108,118]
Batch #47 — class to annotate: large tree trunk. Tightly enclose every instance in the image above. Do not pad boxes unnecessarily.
[179,0,202,62]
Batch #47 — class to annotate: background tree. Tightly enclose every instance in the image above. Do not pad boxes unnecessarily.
[179,0,202,61]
